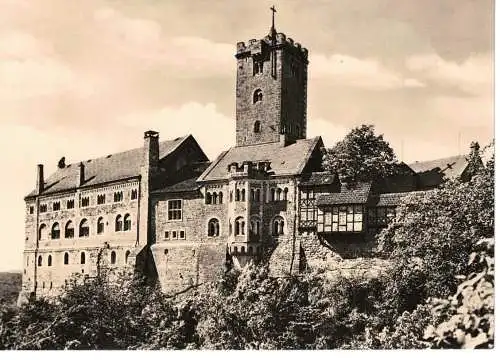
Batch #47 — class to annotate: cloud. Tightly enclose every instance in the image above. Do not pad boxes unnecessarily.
[310,54,426,90]
[406,53,492,94]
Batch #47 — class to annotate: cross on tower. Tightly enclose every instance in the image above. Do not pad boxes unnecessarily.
[270,5,277,30]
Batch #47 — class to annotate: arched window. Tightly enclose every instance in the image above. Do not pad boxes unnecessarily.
[270,188,276,202]
[235,217,245,235]
[97,217,105,234]
[241,189,246,202]
[240,246,245,253]
[284,187,289,201]
[206,192,212,204]
[125,250,130,265]
[254,121,261,133]
[249,247,254,255]
[47,255,52,267]
[272,216,285,236]
[212,192,218,204]
[208,218,220,237]
[235,189,241,202]
[37,255,42,267]
[110,251,116,265]
[250,217,261,235]
[80,252,86,264]
[115,215,123,232]
[123,214,131,231]
[218,191,223,204]
[64,252,69,265]
[65,221,74,238]
[51,223,60,240]
[253,89,263,103]
[38,224,48,241]
[276,188,282,201]
[255,189,261,202]
[79,219,89,237]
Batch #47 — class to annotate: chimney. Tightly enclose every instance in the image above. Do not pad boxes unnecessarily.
[144,130,160,173]
[36,164,44,194]
[78,162,85,186]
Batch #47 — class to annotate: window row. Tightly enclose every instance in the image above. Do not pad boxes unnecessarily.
[317,205,364,233]
[38,214,133,240]
[230,216,285,237]
[37,250,131,266]
[164,230,185,240]
[36,189,138,214]
[228,187,289,203]
[205,191,223,205]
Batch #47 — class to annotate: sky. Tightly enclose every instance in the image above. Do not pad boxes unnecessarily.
[0,0,494,271]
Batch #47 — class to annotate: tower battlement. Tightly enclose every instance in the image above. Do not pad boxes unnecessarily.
[236,33,308,61]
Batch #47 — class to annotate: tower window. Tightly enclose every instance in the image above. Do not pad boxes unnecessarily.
[254,121,261,133]
[253,89,263,103]
[253,60,264,75]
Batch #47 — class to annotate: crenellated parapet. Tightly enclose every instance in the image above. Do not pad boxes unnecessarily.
[235,32,308,61]
[227,160,272,179]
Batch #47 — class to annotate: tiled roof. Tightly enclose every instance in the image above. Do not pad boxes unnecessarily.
[408,155,469,180]
[316,182,372,206]
[26,135,191,198]
[300,171,337,186]
[197,137,322,181]
[368,190,428,207]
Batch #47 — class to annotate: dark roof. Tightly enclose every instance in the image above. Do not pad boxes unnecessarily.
[26,135,191,198]
[408,155,469,180]
[153,162,211,194]
[300,172,337,186]
[316,182,372,206]
[197,137,322,181]
[372,174,418,194]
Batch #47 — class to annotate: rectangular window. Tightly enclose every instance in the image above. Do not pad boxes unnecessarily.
[97,194,106,205]
[52,201,60,211]
[39,204,47,213]
[67,199,74,209]
[167,200,182,221]
[180,230,185,239]
[172,231,177,239]
[165,231,169,239]
[81,197,90,207]
[29,206,34,214]
[131,189,138,200]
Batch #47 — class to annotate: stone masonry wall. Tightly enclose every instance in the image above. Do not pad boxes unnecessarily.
[22,180,140,299]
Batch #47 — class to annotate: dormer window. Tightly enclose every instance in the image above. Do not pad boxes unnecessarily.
[253,89,263,104]
[254,121,261,133]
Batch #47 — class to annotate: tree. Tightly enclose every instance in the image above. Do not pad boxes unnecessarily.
[322,124,401,185]
[377,154,494,315]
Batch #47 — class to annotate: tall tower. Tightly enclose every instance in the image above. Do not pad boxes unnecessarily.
[235,7,309,147]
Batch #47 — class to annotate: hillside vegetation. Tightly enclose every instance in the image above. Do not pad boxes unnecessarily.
[0,272,22,305]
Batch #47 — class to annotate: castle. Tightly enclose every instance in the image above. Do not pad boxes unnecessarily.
[20,13,479,300]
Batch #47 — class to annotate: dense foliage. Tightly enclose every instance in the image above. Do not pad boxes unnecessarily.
[322,124,404,184]
[0,150,494,350]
